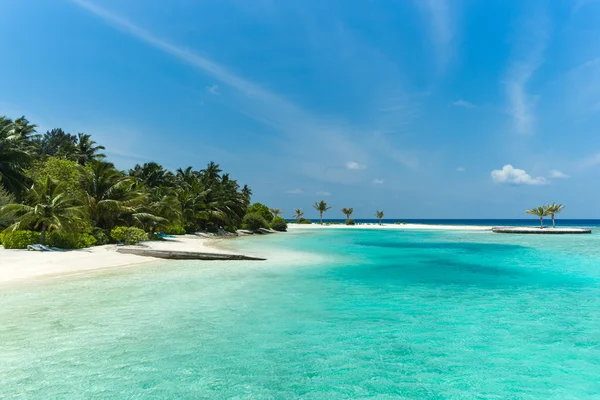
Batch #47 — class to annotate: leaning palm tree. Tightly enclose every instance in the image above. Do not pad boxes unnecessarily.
[341,207,353,221]
[313,200,332,225]
[525,205,550,228]
[71,133,106,165]
[547,203,565,228]
[1,176,81,245]
[375,210,384,225]
[270,208,283,217]
[293,208,304,220]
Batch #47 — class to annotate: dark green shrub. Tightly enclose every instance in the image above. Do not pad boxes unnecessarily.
[297,218,312,224]
[47,231,97,249]
[345,219,356,225]
[110,226,148,245]
[246,203,274,223]
[242,212,269,231]
[1,230,41,249]
[270,216,288,232]
[163,224,186,235]
[92,228,110,245]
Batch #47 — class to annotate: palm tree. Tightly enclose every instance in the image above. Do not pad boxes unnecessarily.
[375,210,384,225]
[71,133,106,165]
[270,208,283,217]
[1,176,81,245]
[525,205,549,228]
[547,203,565,228]
[313,200,332,225]
[293,208,304,220]
[341,207,353,221]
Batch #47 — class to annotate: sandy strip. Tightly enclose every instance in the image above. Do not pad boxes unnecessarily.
[0,235,233,285]
[287,223,493,231]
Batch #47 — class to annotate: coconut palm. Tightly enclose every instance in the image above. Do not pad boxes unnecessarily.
[1,176,81,245]
[375,210,384,225]
[313,200,332,225]
[525,205,549,228]
[293,208,304,220]
[270,208,283,217]
[341,207,353,221]
[547,203,564,228]
[71,133,106,165]
[0,116,33,198]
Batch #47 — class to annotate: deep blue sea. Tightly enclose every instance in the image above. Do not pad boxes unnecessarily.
[302,218,600,227]
[1,226,599,398]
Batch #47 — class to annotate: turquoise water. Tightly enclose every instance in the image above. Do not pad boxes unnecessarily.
[1,228,600,398]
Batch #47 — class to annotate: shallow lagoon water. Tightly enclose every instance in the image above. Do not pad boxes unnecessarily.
[1,228,599,398]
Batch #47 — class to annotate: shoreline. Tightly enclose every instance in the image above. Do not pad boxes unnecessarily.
[0,235,235,286]
[287,223,494,231]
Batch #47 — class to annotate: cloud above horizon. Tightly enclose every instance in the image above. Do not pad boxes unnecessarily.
[346,161,367,170]
[452,99,475,108]
[316,191,331,196]
[549,170,569,179]
[491,164,548,185]
[286,188,303,194]
[372,178,384,184]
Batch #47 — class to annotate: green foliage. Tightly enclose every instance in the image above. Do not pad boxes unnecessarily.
[345,219,355,225]
[47,231,97,249]
[0,187,16,228]
[270,216,288,232]
[297,218,312,224]
[242,212,269,231]
[28,157,82,197]
[92,228,110,245]
[246,203,273,222]
[110,226,148,245]
[163,224,186,235]
[1,230,41,249]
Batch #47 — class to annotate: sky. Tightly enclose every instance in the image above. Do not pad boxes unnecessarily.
[2,0,600,219]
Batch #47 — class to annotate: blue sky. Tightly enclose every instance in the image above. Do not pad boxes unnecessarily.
[2,0,600,219]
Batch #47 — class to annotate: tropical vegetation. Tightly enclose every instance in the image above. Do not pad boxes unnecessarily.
[525,205,550,228]
[0,113,289,249]
[313,200,332,225]
[547,203,564,228]
[375,210,384,225]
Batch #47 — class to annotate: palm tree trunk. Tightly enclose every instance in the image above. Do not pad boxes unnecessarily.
[539,217,543,228]
[320,212,323,225]
[552,214,555,228]
[40,225,47,246]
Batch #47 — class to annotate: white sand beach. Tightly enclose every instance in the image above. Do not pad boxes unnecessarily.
[0,235,232,285]
[287,223,493,231]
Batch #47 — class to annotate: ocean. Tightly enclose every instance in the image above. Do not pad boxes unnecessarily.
[1,226,599,398]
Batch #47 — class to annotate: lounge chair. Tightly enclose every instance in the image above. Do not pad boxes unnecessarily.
[156,232,176,239]
[27,244,52,252]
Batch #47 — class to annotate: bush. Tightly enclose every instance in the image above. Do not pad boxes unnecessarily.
[92,228,110,245]
[47,231,97,249]
[242,213,269,231]
[270,216,288,232]
[110,226,148,245]
[297,218,312,224]
[246,203,274,223]
[1,230,41,249]
[163,224,186,235]
[345,219,356,225]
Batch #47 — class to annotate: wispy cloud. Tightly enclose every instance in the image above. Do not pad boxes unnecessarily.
[316,191,331,197]
[207,84,220,95]
[345,161,367,170]
[452,99,475,108]
[549,170,569,179]
[491,164,547,185]
[504,16,549,135]
[286,188,303,194]
[372,178,384,184]
[416,0,455,69]
[580,152,600,169]
[456,166,466,172]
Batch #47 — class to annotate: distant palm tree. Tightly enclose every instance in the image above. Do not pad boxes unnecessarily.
[1,176,82,245]
[293,208,304,220]
[270,208,283,217]
[547,203,564,228]
[313,200,332,225]
[341,207,353,221]
[525,205,549,228]
[72,133,106,165]
[375,210,384,225]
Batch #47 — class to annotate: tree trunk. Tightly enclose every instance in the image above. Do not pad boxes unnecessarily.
[552,215,556,228]
[539,217,543,228]
[379,218,382,226]
[40,225,47,246]
[320,212,323,225]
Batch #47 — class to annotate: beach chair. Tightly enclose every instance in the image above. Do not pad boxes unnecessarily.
[27,244,51,251]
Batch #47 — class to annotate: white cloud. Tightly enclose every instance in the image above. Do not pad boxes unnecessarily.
[504,17,549,135]
[417,0,455,69]
[372,178,384,184]
[452,99,475,108]
[581,152,600,169]
[346,161,367,170]
[549,170,569,179]
[491,164,548,185]
[207,84,219,95]
[316,191,331,196]
[456,166,466,172]
[286,188,303,194]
